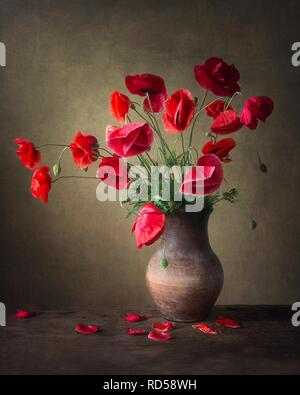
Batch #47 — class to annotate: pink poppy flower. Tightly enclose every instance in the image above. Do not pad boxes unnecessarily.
[110,91,130,123]
[106,123,154,157]
[240,96,274,130]
[132,203,166,248]
[180,154,223,196]
[125,73,167,112]
[194,57,240,97]
[162,89,195,133]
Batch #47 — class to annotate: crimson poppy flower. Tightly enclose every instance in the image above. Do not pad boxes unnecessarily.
[192,323,221,335]
[202,138,236,163]
[195,57,240,97]
[106,123,154,158]
[162,89,196,133]
[96,156,129,190]
[240,96,274,130]
[127,328,147,335]
[205,100,231,119]
[16,310,37,319]
[110,91,131,123]
[125,73,167,112]
[148,329,172,341]
[31,166,51,204]
[211,109,242,135]
[69,132,99,169]
[75,324,100,335]
[15,138,41,170]
[123,313,149,322]
[215,316,241,329]
[152,322,174,332]
[180,154,223,196]
[132,203,166,248]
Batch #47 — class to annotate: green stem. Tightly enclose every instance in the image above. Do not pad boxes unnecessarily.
[137,155,151,176]
[52,175,98,183]
[162,237,167,257]
[132,107,155,128]
[36,143,69,149]
[225,91,242,110]
[188,95,226,148]
[56,146,69,163]
[188,90,208,147]
[145,151,156,166]
[180,132,185,154]
[99,147,114,156]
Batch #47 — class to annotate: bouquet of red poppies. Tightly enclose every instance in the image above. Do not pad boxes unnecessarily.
[15,57,274,252]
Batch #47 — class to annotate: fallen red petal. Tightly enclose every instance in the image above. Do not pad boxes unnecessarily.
[127,328,147,335]
[148,329,172,341]
[75,324,100,335]
[215,316,241,329]
[16,310,37,319]
[192,323,221,335]
[123,313,149,322]
[152,322,174,332]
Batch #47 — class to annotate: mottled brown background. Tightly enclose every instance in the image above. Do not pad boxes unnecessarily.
[0,0,300,309]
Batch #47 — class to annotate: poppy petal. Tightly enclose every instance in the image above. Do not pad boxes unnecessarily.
[148,329,172,341]
[192,323,221,335]
[127,328,147,335]
[75,324,100,335]
[16,310,37,319]
[152,322,174,332]
[123,313,149,322]
[215,316,241,329]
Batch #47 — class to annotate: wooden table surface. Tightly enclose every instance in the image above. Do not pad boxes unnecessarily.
[0,306,299,375]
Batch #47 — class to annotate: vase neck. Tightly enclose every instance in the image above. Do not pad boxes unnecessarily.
[163,210,211,252]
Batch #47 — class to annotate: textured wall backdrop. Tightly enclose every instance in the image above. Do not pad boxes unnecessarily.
[1,0,300,309]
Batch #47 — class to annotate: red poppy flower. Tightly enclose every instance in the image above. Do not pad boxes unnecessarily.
[127,328,147,335]
[75,324,100,335]
[106,123,154,158]
[192,323,221,335]
[123,313,149,322]
[202,138,236,163]
[162,89,196,133]
[152,322,174,332]
[205,100,231,119]
[240,96,274,130]
[125,73,167,112]
[148,329,172,341]
[69,132,99,169]
[211,109,242,135]
[132,203,166,248]
[110,91,130,123]
[180,154,223,196]
[194,57,240,97]
[16,310,37,319]
[96,156,129,190]
[15,138,41,170]
[215,316,241,329]
[31,166,51,204]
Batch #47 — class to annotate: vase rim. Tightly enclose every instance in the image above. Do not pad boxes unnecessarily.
[165,207,213,217]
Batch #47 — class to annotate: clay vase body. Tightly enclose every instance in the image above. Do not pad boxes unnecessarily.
[146,210,223,322]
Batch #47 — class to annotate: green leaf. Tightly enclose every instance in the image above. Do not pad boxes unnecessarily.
[250,218,257,230]
[223,188,239,203]
[259,163,268,173]
[52,162,61,177]
[82,167,88,172]
[160,258,169,269]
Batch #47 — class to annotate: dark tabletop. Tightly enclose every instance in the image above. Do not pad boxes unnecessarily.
[0,306,299,375]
